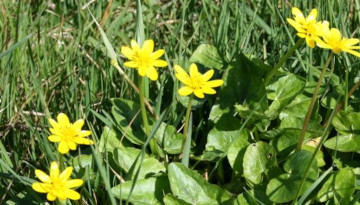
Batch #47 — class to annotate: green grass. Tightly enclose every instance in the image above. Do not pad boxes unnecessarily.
[1,0,360,204]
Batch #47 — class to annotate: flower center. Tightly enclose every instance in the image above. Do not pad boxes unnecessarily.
[135,50,152,67]
[51,178,66,193]
[60,125,77,142]
[190,75,204,90]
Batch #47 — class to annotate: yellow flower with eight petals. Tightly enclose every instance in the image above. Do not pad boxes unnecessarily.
[175,63,223,98]
[48,113,94,154]
[121,39,168,81]
[286,7,327,48]
[32,162,83,201]
[316,28,360,57]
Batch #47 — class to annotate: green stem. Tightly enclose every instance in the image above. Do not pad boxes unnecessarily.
[264,38,304,85]
[139,77,150,135]
[296,52,334,151]
[181,95,193,154]
[344,65,349,112]
[139,77,158,156]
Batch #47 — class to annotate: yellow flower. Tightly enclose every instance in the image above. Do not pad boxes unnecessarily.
[48,113,94,154]
[286,7,326,48]
[121,39,168,81]
[32,162,83,201]
[174,63,224,98]
[316,28,360,57]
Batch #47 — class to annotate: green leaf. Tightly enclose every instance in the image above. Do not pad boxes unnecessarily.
[98,126,121,153]
[324,134,360,152]
[111,98,146,145]
[189,44,226,70]
[113,146,165,179]
[206,114,244,153]
[266,73,305,117]
[317,167,355,203]
[111,176,171,204]
[218,53,268,111]
[71,154,92,172]
[235,104,270,132]
[164,194,191,205]
[243,142,276,185]
[266,150,318,203]
[331,111,360,134]
[154,123,182,154]
[227,130,249,175]
[168,163,233,204]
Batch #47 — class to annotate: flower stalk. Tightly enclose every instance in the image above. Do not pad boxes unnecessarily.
[297,52,334,151]
[181,95,193,154]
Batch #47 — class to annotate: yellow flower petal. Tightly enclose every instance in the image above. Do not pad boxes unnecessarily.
[205,80,224,88]
[58,142,70,154]
[50,162,60,179]
[48,118,60,129]
[316,39,332,49]
[292,7,304,19]
[328,28,342,43]
[65,179,84,188]
[306,37,316,48]
[178,86,193,96]
[189,63,199,78]
[138,66,147,77]
[47,192,57,201]
[194,89,205,98]
[59,167,73,181]
[74,138,94,145]
[72,119,84,131]
[146,66,158,81]
[78,130,92,137]
[344,38,360,46]
[35,170,51,183]
[153,60,168,67]
[174,65,187,76]
[287,19,306,33]
[64,189,81,200]
[48,135,61,142]
[130,39,140,51]
[121,46,135,59]
[32,183,51,193]
[202,70,214,82]
[175,73,191,85]
[151,49,165,59]
[68,142,77,150]
[57,113,70,126]
[201,86,216,94]
[49,128,62,136]
[124,61,139,68]
[343,49,360,57]
[306,9,317,22]
[142,39,154,53]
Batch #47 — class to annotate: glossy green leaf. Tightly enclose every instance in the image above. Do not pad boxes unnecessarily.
[331,111,360,134]
[111,176,171,204]
[324,134,360,152]
[317,167,355,203]
[266,150,319,203]
[111,98,146,145]
[154,122,182,154]
[98,126,121,153]
[227,129,249,175]
[206,114,243,153]
[168,163,233,204]
[189,44,226,70]
[164,194,191,205]
[243,142,276,185]
[266,73,305,117]
[113,146,165,179]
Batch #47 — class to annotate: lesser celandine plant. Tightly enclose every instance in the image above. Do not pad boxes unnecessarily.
[121,39,167,155]
[32,162,83,202]
[175,63,223,153]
